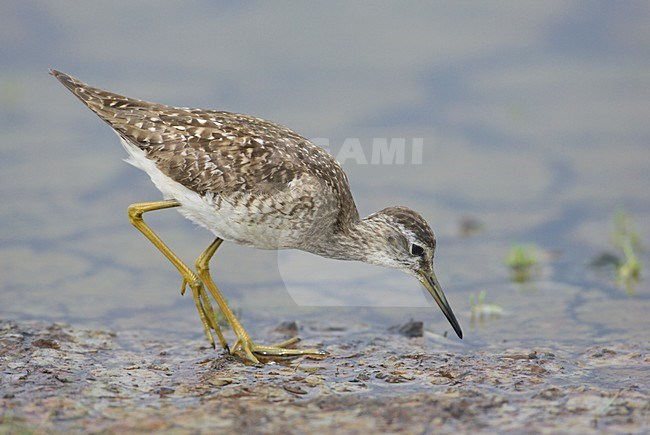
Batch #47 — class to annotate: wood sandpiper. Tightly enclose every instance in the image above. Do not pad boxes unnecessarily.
[51,69,463,363]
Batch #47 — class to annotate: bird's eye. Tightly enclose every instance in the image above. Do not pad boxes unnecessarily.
[410,244,425,256]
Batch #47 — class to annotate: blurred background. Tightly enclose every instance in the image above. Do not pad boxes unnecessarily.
[1,1,649,349]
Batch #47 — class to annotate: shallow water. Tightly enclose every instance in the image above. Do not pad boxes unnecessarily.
[1,1,649,382]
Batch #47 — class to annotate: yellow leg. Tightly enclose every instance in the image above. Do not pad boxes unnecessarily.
[195,237,328,364]
[127,200,228,351]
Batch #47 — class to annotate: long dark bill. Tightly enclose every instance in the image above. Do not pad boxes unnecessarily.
[419,271,463,339]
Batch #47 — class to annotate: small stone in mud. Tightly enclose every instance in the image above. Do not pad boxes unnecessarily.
[31,338,60,349]
[501,351,538,360]
[591,348,617,358]
[283,384,308,395]
[438,370,455,379]
[274,321,299,336]
[534,387,564,400]
[388,319,423,337]
[159,387,175,396]
[208,378,233,387]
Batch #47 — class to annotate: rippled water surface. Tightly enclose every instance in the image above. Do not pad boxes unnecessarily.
[2,2,649,359]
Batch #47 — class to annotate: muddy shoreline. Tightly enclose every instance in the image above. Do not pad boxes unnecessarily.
[1,320,648,433]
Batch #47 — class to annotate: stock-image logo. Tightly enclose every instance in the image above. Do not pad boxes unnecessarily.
[313,137,425,165]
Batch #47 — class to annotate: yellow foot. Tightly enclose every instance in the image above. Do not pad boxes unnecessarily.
[231,336,328,364]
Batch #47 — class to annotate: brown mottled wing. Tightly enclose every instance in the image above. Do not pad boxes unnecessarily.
[50,69,359,229]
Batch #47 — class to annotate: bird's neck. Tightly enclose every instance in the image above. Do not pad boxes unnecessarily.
[302,215,384,263]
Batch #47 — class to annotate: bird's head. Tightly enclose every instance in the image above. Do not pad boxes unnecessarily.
[362,206,463,339]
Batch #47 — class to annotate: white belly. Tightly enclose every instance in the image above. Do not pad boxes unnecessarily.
[118,136,326,249]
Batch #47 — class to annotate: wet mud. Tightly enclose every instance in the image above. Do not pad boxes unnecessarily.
[1,320,648,433]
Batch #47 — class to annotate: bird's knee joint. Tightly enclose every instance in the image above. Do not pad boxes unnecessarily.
[195,261,210,274]
[127,206,143,223]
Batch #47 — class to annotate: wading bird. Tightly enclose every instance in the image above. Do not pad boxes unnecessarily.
[51,70,463,363]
